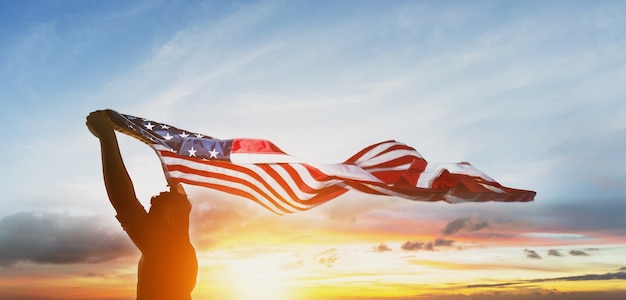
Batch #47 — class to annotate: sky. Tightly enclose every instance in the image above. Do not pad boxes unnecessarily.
[1,0,625,299]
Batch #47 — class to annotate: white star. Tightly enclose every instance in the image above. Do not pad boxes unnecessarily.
[161,124,170,130]
[144,122,155,130]
[180,131,189,138]
[187,147,197,157]
[195,133,204,138]
[163,132,173,140]
[209,148,219,158]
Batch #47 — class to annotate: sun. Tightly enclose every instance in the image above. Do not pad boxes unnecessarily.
[221,255,297,300]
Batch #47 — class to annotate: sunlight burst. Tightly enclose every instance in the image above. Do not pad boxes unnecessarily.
[222,255,297,300]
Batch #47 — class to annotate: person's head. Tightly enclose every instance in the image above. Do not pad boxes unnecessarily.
[149,189,192,232]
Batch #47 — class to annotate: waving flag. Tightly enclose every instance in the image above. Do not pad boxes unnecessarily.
[104,110,535,215]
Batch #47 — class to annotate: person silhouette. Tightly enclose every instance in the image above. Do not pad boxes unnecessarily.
[87,110,198,300]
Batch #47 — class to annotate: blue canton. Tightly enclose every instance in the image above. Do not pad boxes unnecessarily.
[115,113,233,161]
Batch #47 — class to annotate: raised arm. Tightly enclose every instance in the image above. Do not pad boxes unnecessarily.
[86,110,141,213]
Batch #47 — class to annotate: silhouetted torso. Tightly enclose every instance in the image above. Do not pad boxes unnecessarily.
[117,199,197,300]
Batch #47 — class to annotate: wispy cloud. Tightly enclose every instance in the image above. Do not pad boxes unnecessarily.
[547,249,563,257]
[442,218,490,235]
[523,249,542,259]
[569,249,590,256]
[467,271,626,288]
[401,238,456,252]
[373,243,393,253]
[314,248,339,268]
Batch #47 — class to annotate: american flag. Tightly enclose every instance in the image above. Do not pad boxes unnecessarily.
[105,110,535,215]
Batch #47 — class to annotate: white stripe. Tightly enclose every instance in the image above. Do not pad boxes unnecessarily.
[231,153,306,164]
[478,182,505,194]
[315,163,383,183]
[415,163,442,188]
[442,163,495,182]
[363,163,413,174]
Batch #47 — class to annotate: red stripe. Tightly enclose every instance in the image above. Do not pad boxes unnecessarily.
[369,170,406,184]
[344,140,397,164]
[231,138,286,154]
[360,155,420,170]
[394,159,428,188]
[345,182,388,195]
[369,143,418,160]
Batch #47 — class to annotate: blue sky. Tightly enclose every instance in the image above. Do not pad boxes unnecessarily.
[3,0,624,206]
[1,1,625,299]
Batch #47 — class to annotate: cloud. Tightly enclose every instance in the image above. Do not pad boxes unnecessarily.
[467,271,626,288]
[0,212,134,267]
[373,243,393,252]
[547,249,563,257]
[281,259,305,271]
[314,248,339,267]
[390,291,626,300]
[569,249,589,256]
[434,238,455,247]
[524,249,542,259]
[442,218,490,235]
[401,241,426,251]
[442,218,469,235]
[401,238,455,252]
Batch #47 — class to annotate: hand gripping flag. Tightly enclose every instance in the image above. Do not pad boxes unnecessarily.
[104,109,535,215]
